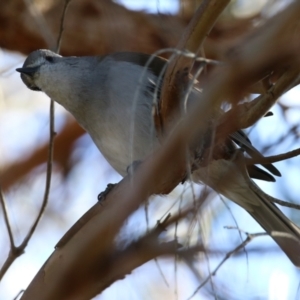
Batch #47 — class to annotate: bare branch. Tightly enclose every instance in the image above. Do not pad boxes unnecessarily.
[0,0,72,282]
[186,231,268,300]
[13,290,24,300]
[158,0,230,136]
[218,68,300,139]
[246,147,300,165]
[55,0,72,53]
[266,198,300,210]
[0,187,14,248]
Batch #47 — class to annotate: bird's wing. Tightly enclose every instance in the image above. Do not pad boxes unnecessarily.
[231,130,281,177]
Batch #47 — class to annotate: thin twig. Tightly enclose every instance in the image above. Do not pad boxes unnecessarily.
[13,290,24,300]
[19,100,55,249]
[174,188,185,300]
[0,186,19,281]
[0,0,71,282]
[187,232,267,300]
[55,0,72,53]
[16,0,72,250]
[19,0,72,249]
[246,147,300,166]
[267,198,300,209]
[0,78,56,286]
[154,259,169,287]
[0,247,23,280]
[0,186,14,247]
[219,195,249,265]
[153,207,170,287]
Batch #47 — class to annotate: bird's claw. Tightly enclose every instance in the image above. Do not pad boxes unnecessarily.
[97,183,116,202]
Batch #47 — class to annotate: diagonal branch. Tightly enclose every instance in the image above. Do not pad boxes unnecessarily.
[158,0,230,137]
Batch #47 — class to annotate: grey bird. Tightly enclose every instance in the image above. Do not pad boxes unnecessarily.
[16,49,300,266]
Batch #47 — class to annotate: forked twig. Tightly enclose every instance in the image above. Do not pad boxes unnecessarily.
[0,0,72,282]
[186,231,268,300]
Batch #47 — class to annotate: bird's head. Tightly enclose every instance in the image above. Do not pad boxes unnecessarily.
[16,49,61,91]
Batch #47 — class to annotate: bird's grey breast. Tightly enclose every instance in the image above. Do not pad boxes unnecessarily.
[85,58,160,175]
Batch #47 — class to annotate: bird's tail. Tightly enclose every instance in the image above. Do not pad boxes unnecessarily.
[245,181,300,267]
[194,157,300,267]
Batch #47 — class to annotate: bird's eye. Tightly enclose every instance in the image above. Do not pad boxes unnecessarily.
[45,56,54,63]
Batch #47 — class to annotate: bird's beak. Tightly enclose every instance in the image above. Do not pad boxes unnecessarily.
[16,66,39,76]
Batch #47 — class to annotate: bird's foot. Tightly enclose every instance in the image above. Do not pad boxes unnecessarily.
[97,183,116,202]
